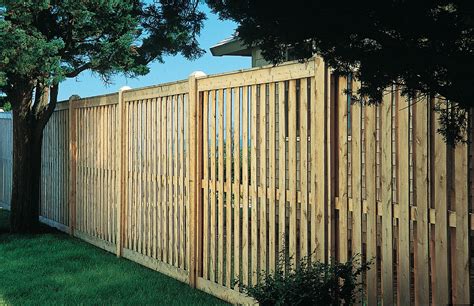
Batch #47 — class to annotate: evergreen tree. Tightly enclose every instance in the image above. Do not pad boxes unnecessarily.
[0,0,205,232]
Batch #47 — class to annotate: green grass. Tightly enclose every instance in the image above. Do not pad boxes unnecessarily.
[0,208,228,305]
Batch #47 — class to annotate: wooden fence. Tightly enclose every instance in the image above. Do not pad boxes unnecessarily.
[0,113,12,210]
[0,57,472,305]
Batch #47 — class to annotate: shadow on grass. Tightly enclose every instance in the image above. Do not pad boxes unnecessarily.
[0,208,59,235]
[0,208,9,234]
[0,209,228,305]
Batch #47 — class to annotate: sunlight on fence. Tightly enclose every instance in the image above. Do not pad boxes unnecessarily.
[0,58,472,305]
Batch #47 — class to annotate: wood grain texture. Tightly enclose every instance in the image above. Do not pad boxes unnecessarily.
[365,103,377,305]
[433,100,449,306]
[350,80,362,267]
[288,79,298,267]
[380,90,394,305]
[311,58,326,262]
[414,97,429,306]
[337,76,348,263]
[0,59,469,305]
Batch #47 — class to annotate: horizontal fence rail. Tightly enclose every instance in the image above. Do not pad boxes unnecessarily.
[0,57,472,305]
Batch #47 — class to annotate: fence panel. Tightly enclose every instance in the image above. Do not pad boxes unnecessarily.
[343,86,474,305]
[40,103,69,228]
[196,60,326,303]
[120,81,190,283]
[191,59,474,305]
[74,94,118,251]
[0,58,472,305]
[0,113,12,210]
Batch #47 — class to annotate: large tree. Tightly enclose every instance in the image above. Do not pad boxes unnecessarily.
[208,0,474,144]
[0,0,205,233]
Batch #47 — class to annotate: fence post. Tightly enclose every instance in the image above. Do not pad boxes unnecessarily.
[68,95,80,236]
[188,71,205,287]
[116,86,131,257]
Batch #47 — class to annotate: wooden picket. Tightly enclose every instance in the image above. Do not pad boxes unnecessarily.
[40,103,69,230]
[73,94,118,251]
[0,57,472,305]
[120,81,190,282]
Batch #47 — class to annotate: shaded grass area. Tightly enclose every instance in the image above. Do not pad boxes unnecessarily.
[0,209,227,305]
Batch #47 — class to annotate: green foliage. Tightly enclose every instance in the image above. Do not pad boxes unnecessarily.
[0,96,11,111]
[208,0,474,145]
[1,101,11,111]
[1,1,206,232]
[0,209,227,305]
[0,0,205,100]
[237,252,371,305]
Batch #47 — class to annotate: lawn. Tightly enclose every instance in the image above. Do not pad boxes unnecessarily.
[0,208,228,305]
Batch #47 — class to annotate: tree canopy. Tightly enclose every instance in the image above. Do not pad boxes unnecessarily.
[207,0,474,144]
[0,0,204,107]
[0,0,205,233]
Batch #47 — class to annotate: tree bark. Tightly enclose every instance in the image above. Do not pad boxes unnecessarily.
[9,84,57,233]
[9,108,44,233]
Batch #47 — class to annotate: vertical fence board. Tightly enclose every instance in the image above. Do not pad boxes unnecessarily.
[365,104,378,305]
[433,100,449,306]
[99,106,104,240]
[241,86,249,286]
[157,98,163,259]
[210,91,217,282]
[268,83,276,272]
[398,94,411,305]
[300,79,309,260]
[337,76,349,263]
[327,71,336,260]
[162,98,168,260]
[168,97,173,262]
[138,101,144,253]
[278,82,286,262]
[233,87,241,289]
[116,93,124,255]
[413,97,430,306]
[454,117,470,304]
[217,89,225,285]
[288,79,298,266]
[351,82,363,265]
[381,90,394,305]
[69,98,77,235]
[225,87,233,287]
[259,84,268,274]
[189,75,200,286]
[146,99,152,258]
[311,59,326,262]
[151,99,157,259]
[180,95,186,269]
[203,92,209,279]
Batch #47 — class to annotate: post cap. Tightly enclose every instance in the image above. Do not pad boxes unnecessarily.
[120,86,132,92]
[189,71,207,78]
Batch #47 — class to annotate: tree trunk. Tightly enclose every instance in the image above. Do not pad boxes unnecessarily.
[7,82,58,234]
[10,108,44,233]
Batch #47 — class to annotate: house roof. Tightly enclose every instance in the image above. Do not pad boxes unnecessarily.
[210,36,253,57]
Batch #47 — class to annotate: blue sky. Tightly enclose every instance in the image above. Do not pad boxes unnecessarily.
[58,5,250,101]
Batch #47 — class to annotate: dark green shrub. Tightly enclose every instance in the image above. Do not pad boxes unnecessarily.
[238,253,371,305]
